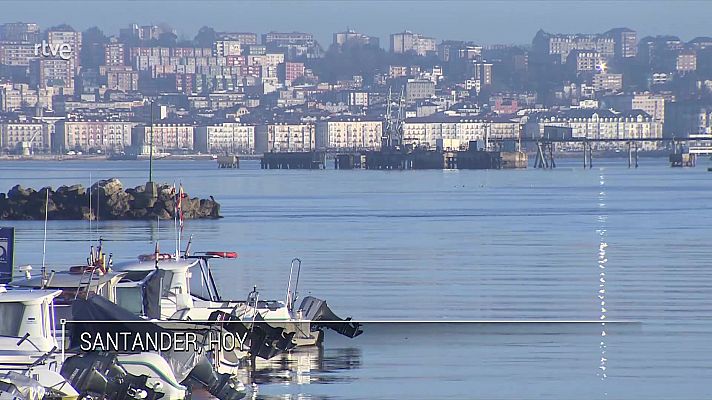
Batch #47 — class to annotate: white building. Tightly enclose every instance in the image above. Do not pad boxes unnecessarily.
[402,115,520,149]
[255,122,315,153]
[194,122,256,153]
[602,93,665,124]
[57,118,136,153]
[524,109,663,150]
[390,31,436,56]
[131,122,195,151]
[0,117,48,153]
[316,116,382,150]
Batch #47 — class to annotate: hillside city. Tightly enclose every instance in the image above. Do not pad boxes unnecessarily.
[0,22,711,156]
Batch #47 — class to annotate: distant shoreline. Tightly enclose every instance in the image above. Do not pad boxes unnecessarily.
[0,154,264,161]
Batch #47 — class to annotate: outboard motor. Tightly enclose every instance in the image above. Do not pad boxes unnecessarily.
[209,310,296,359]
[299,296,363,338]
[182,355,245,400]
[60,352,163,400]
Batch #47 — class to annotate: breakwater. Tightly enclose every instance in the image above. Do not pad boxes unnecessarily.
[0,178,220,220]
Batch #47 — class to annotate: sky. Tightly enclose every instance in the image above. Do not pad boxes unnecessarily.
[3,0,712,46]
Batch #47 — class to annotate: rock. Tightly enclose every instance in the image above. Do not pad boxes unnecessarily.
[0,179,220,221]
[92,178,123,198]
[8,185,32,200]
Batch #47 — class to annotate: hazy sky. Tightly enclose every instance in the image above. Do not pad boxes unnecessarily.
[4,0,712,46]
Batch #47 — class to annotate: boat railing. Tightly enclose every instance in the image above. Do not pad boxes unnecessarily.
[285,258,302,314]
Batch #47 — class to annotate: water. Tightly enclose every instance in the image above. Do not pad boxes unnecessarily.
[2,157,712,399]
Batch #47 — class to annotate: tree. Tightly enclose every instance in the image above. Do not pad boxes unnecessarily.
[81,27,109,68]
[194,26,217,47]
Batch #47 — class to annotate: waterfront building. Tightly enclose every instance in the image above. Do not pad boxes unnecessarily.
[315,116,382,150]
[523,109,663,150]
[194,122,256,153]
[0,116,48,153]
[131,121,195,151]
[601,93,665,124]
[402,114,519,149]
[664,101,712,137]
[255,122,315,153]
[57,117,136,152]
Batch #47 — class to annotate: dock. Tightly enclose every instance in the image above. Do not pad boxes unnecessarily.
[334,148,527,170]
[216,155,239,168]
[261,151,326,169]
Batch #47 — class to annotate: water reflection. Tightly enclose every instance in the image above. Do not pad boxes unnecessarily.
[224,345,362,399]
[597,172,608,384]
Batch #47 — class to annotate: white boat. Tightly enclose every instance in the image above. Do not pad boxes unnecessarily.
[8,270,190,400]
[0,286,79,399]
[112,253,362,348]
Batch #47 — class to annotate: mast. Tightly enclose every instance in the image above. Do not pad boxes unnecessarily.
[149,100,154,184]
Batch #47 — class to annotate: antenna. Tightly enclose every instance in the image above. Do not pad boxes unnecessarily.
[96,179,100,241]
[88,172,92,244]
[149,100,154,184]
[41,188,48,286]
[173,182,178,259]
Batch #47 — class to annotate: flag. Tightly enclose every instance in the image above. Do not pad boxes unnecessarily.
[178,184,186,232]
[154,241,160,270]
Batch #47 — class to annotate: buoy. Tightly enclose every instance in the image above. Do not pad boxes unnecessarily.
[205,251,238,259]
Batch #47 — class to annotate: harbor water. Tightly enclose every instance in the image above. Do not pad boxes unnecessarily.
[1,157,712,399]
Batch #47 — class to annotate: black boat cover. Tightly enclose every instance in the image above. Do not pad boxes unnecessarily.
[299,296,363,338]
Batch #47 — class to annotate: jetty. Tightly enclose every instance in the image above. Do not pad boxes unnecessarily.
[0,179,220,220]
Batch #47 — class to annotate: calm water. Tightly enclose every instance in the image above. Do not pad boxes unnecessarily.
[1,157,712,399]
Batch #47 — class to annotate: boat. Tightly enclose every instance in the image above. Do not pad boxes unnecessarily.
[7,268,231,400]
[111,252,363,347]
[0,286,78,400]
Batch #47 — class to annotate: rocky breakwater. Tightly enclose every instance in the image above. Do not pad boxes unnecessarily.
[0,178,221,220]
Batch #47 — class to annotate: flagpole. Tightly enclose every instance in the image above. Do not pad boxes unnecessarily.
[178,183,183,259]
[174,182,178,260]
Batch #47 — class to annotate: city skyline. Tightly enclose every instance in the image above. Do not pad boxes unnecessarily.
[2,0,712,47]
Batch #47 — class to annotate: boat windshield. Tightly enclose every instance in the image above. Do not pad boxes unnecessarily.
[189,262,217,301]
[0,303,23,336]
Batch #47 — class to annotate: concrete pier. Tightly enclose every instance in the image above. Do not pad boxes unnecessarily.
[217,155,239,168]
[261,151,326,169]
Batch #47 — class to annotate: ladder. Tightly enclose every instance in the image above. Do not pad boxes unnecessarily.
[74,267,98,300]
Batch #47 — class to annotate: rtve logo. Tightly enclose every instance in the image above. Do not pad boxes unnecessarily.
[34,40,73,60]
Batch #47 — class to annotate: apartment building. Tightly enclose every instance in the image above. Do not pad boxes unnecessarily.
[255,122,315,153]
[316,116,382,150]
[390,31,436,56]
[524,109,663,150]
[132,122,195,151]
[194,122,256,153]
[402,115,520,149]
[0,117,48,152]
[57,117,136,152]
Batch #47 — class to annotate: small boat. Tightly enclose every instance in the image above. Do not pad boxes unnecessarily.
[0,286,79,399]
[112,252,363,347]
